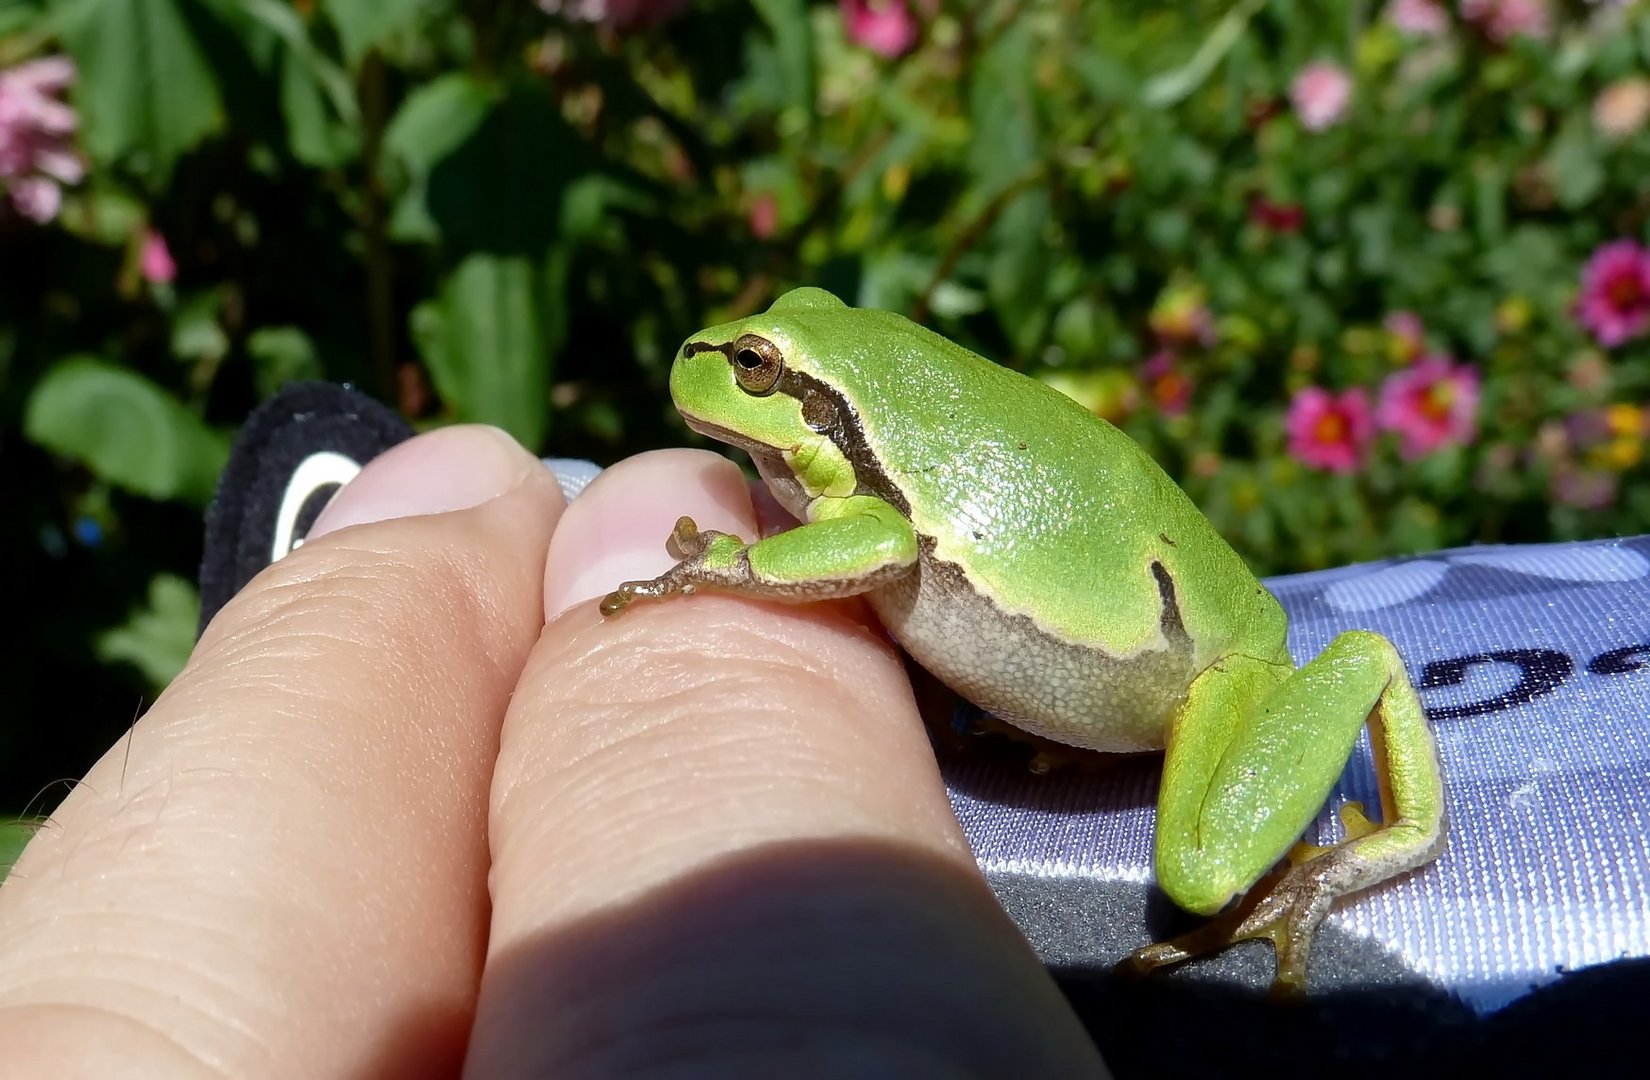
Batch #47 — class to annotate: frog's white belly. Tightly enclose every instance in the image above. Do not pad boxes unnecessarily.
[868,543,1196,753]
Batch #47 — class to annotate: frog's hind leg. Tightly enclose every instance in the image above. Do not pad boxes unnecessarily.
[1123,631,1447,997]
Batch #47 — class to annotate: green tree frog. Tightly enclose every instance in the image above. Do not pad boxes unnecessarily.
[601,287,1448,996]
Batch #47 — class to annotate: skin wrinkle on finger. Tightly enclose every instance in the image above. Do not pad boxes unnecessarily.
[0,472,563,1076]
[487,599,968,926]
[531,670,947,850]
[0,1003,228,1078]
[470,448,1104,1076]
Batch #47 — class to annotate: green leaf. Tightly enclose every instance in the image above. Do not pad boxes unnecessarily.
[750,0,815,121]
[323,0,440,69]
[279,44,359,167]
[987,189,1053,356]
[55,185,147,246]
[969,22,1038,197]
[24,357,229,504]
[384,72,497,243]
[0,0,43,36]
[412,255,552,450]
[0,819,40,885]
[1548,115,1604,209]
[228,0,359,164]
[247,325,323,397]
[54,0,225,186]
[171,288,229,362]
[95,573,199,689]
[423,79,584,254]
[233,0,358,121]
[1140,0,1264,109]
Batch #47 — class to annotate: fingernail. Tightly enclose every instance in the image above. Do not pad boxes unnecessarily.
[310,425,542,539]
[543,449,757,621]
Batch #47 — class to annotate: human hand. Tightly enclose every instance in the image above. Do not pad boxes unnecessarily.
[0,425,1105,1077]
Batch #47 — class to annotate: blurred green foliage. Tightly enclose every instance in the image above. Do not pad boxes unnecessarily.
[5,0,1650,810]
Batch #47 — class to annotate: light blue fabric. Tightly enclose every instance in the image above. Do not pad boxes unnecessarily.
[544,459,1650,1012]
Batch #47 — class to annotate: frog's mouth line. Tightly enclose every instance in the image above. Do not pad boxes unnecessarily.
[678,412,774,459]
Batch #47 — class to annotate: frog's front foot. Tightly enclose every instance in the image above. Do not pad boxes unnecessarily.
[599,517,751,617]
[664,515,711,559]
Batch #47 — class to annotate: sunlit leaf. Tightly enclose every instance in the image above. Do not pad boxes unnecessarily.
[750,0,815,121]
[95,573,199,689]
[384,72,497,243]
[1140,0,1264,109]
[0,820,40,885]
[411,255,553,450]
[323,0,446,69]
[54,0,225,186]
[24,357,228,504]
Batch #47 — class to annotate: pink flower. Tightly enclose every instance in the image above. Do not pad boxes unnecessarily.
[1575,240,1650,348]
[1593,78,1650,140]
[841,0,919,59]
[1286,387,1375,473]
[747,193,778,240]
[0,55,83,223]
[1460,0,1552,43]
[140,229,176,284]
[1550,466,1617,510]
[1290,62,1352,131]
[1149,286,1215,348]
[1141,351,1192,416]
[1376,356,1479,458]
[8,176,61,222]
[1387,0,1449,36]
[1384,311,1427,362]
[536,0,689,30]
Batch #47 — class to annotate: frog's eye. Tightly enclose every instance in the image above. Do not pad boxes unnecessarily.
[731,333,784,395]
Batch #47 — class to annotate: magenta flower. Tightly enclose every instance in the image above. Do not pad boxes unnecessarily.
[1376,356,1479,458]
[841,0,920,59]
[140,229,177,284]
[1290,62,1352,132]
[0,55,83,223]
[1286,387,1375,473]
[1460,0,1552,43]
[1575,240,1650,348]
[1141,351,1192,416]
[1387,0,1449,36]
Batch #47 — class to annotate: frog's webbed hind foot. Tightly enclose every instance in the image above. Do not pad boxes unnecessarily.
[1119,847,1348,1000]
[1132,633,1448,997]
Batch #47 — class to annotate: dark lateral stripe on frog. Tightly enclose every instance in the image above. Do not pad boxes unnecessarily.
[687,336,1190,655]
[885,537,1197,749]
[684,338,912,515]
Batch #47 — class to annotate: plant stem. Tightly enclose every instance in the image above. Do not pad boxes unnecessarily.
[360,52,396,401]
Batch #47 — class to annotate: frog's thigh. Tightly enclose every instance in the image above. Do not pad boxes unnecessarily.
[1154,631,1446,918]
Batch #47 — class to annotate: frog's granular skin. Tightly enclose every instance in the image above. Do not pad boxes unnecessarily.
[951,535,1650,1018]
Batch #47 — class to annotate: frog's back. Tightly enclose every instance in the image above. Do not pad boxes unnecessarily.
[784,308,1286,671]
